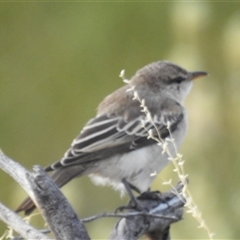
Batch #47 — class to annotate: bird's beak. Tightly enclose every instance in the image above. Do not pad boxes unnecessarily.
[190,71,208,80]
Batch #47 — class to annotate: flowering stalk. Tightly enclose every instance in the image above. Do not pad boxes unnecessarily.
[120,69,214,240]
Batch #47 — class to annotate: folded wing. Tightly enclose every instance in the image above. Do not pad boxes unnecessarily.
[47,99,183,170]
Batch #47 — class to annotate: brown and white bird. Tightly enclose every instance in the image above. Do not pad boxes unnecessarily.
[16,61,207,214]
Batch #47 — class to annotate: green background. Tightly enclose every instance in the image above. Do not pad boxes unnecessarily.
[1,2,240,239]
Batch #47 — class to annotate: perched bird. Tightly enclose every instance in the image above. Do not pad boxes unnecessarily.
[16,61,207,214]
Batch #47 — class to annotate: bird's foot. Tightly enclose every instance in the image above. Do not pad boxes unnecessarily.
[115,187,163,213]
[137,190,161,201]
[115,198,146,213]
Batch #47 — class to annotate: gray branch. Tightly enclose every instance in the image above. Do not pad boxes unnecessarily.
[109,184,185,240]
[26,166,90,240]
[0,202,49,240]
[0,150,185,240]
[0,151,90,240]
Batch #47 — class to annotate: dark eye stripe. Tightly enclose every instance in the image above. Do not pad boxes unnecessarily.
[171,76,185,84]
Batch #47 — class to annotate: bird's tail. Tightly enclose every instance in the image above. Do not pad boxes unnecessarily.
[15,165,85,215]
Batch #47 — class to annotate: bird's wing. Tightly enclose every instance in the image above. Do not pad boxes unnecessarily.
[48,99,184,170]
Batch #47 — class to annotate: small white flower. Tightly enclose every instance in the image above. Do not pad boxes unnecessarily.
[166,121,171,129]
[184,197,192,207]
[119,69,125,78]
[140,98,146,107]
[126,87,133,92]
[178,160,185,166]
[146,112,152,121]
[150,171,157,177]
[132,91,139,100]
[147,129,154,139]
[140,119,146,127]
[162,179,172,185]
[123,79,130,84]
[161,142,168,154]
[177,153,183,158]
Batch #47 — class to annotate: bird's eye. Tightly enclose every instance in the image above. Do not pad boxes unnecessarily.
[172,76,185,84]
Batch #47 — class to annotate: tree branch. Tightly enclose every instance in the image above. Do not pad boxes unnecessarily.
[109,184,185,240]
[0,151,90,240]
[0,150,185,240]
[0,201,50,240]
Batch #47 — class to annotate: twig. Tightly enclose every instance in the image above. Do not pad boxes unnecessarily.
[0,202,50,240]
[82,211,179,223]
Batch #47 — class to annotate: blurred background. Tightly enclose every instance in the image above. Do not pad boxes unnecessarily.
[0,2,240,239]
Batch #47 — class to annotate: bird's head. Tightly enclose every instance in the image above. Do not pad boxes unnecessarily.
[130,61,208,103]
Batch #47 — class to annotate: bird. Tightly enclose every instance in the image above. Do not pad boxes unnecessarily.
[16,60,208,214]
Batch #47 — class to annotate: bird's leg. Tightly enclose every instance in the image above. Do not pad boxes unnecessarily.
[127,181,141,194]
[122,178,140,207]
[115,178,144,212]
[122,179,164,202]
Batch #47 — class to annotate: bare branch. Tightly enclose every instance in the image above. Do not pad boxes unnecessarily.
[0,202,50,240]
[0,151,90,240]
[0,150,35,201]
[0,150,185,240]
[82,211,179,223]
[28,166,90,240]
[109,184,185,240]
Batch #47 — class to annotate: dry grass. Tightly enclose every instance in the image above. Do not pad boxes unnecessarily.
[120,69,214,239]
